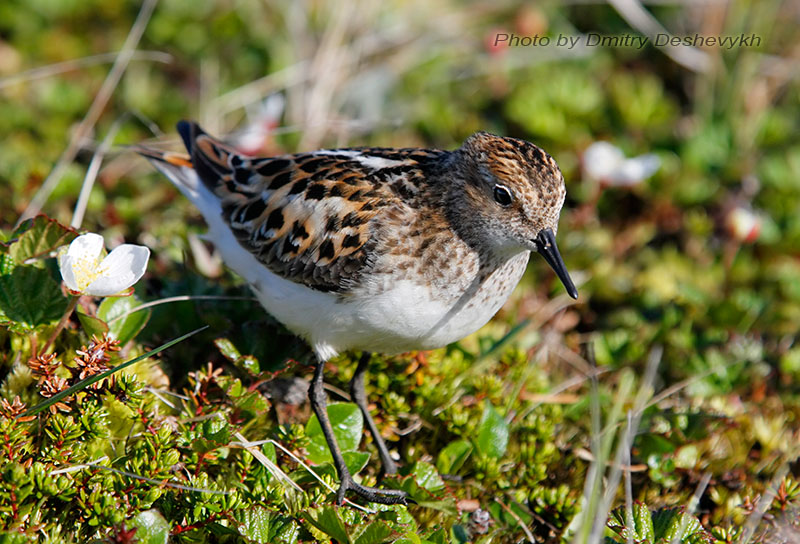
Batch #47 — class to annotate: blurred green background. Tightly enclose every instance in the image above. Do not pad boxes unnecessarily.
[2,0,800,541]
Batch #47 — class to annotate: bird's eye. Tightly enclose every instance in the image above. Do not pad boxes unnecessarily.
[493,184,513,206]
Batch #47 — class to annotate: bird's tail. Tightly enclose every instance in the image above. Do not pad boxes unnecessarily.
[135,121,221,201]
[133,139,197,190]
[137,121,248,199]
[134,142,191,167]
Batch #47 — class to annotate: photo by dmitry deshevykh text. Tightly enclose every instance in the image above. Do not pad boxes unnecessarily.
[493,32,763,50]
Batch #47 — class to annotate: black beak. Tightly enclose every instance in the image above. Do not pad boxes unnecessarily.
[535,228,578,299]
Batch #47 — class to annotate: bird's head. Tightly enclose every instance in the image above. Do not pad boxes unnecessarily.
[451,132,577,299]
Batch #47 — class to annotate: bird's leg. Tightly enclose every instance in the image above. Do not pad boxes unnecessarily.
[350,352,398,476]
[309,360,408,505]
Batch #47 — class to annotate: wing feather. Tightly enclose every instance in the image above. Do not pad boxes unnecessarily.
[175,121,444,292]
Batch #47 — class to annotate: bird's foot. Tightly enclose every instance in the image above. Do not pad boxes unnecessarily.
[335,473,410,506]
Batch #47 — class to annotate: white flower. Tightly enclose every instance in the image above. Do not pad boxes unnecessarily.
[582,141,660,187]
[726,206,761,243]
[59,233,150,296]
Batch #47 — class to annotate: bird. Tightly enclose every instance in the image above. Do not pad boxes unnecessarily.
[137,121,577,506]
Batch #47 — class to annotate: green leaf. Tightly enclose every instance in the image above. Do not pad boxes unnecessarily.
[2,215,77,263]
[306,506,350,544]
[233,389,270,415]
[98,295,151,345]
[23,326,207,418]
[635,502,655,541]
[607,502,655,542]
[131,509,170,544]
[394,535,422,544]
[0,254,15,275]
[236,507,273,543]
[234,505,299,544]
[452,525,470,544]
[427,528,449,544]
[436,440,472,475]
[238,354,261,374]
[193,418,232,454]
[342,451,371,475]
[652,507,712,543]
[305,403,363,464]
[637,433,677,456]
[607,503,713,544]
[262,441,277,463]
[412,461,445,493]
[0,532,30,544]
[0,265,67,329]
[214,337,260,374]
[235,507,299,543]
[76,306,109,338]
[214,337,241,361]
[394,462,455,512]
[201,418,231,444]
[394,461,459,516]
[353,521,393,544]
[475,403,509,458]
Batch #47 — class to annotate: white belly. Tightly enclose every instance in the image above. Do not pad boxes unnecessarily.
[236,232,528,361]
[331,252,530,355]
[246,251,529,361]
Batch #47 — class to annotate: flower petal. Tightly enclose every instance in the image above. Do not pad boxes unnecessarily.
[83,244,150,297]
[60,233,105,292]
[59,252,80,292]
[66,232,105,261]
[726,207,761,243]
[583,142,624,181]
[610,154,660,186]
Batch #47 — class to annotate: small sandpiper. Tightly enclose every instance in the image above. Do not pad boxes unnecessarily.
[138,122,577,505]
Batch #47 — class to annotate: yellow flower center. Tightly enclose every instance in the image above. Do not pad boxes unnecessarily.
[72,253,108,291]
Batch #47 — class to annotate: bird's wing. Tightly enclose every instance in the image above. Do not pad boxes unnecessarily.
[148,121,445,292]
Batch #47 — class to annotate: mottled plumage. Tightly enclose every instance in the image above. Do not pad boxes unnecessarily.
[138,121,577,505]
[187,127,448,293]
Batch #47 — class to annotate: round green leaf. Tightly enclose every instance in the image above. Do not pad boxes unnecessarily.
[342,450,371,475]
[131,509,170,544]
[436,440,472,475]
[305,506,350,543]
[412,461,445,493]
[97,295,151,345]
[77,307,109,338]
[475,403,509,459]
[305,402,363,464]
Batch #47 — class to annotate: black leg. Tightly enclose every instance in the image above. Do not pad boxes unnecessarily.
[309,360,408,505]
[350,352,398,475]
